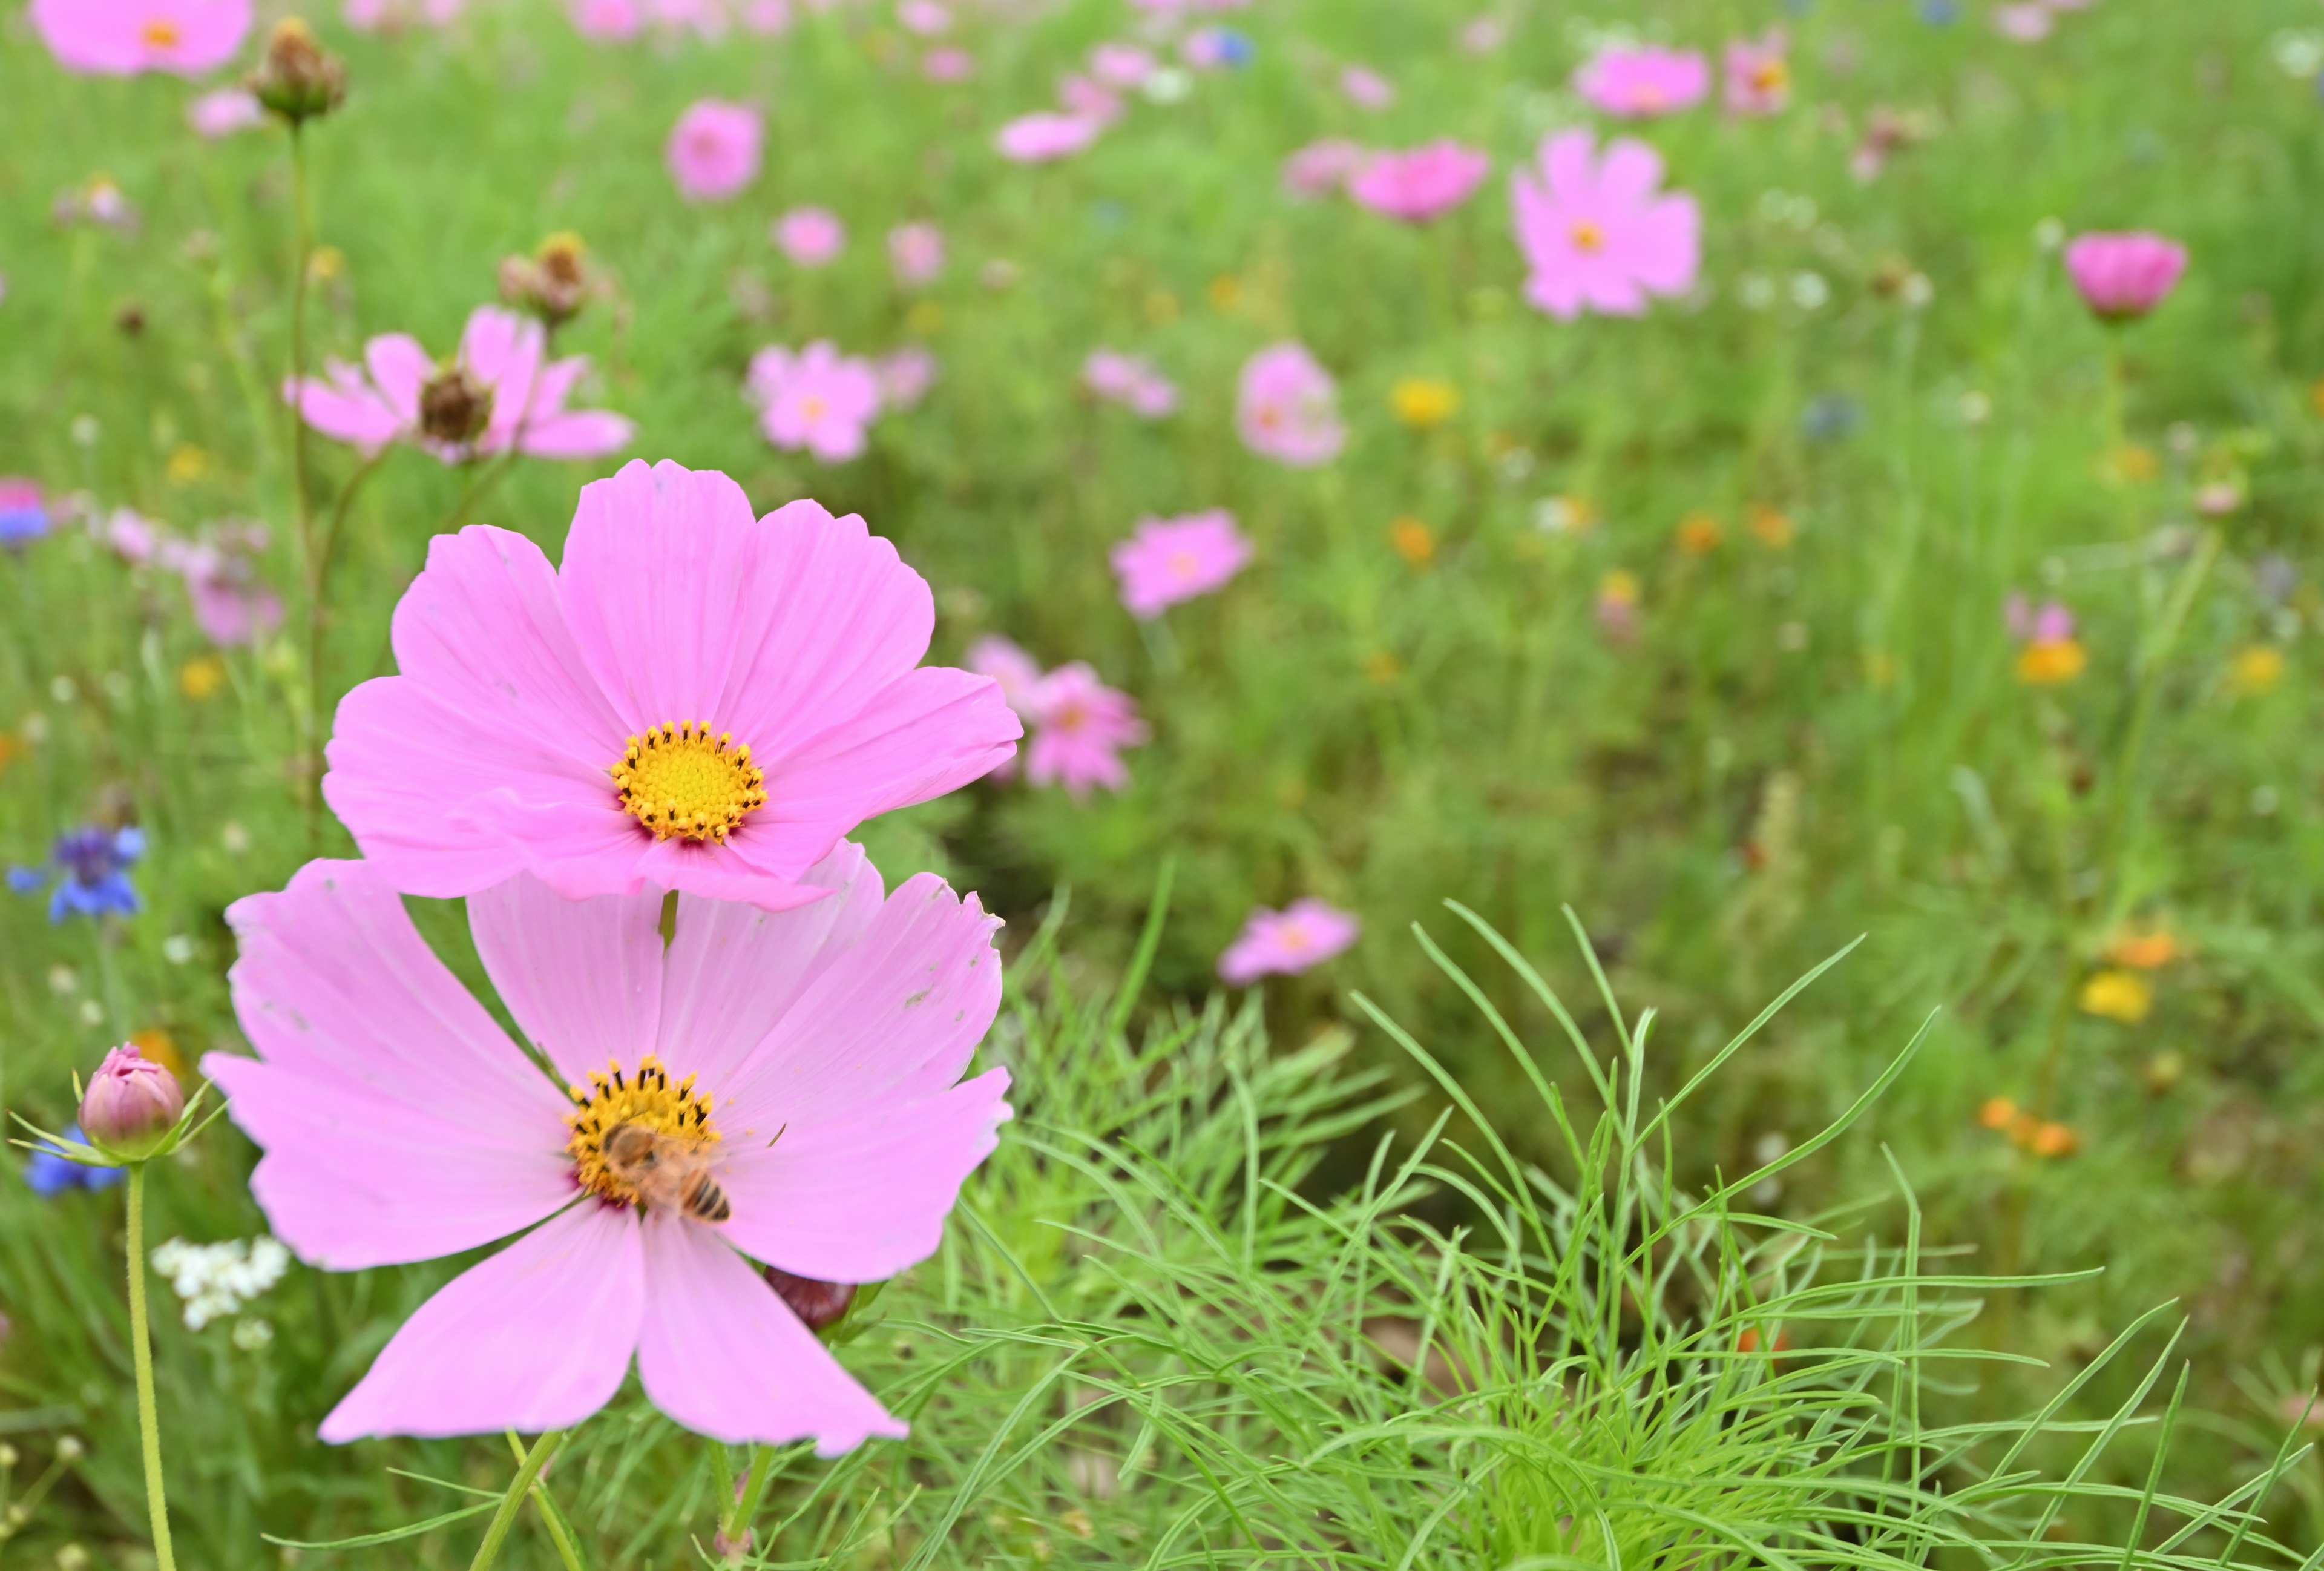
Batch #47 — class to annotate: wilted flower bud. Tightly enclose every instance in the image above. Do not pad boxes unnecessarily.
[498,232,595,327]
[761,1264,855,1331]
[418,366,493,447]
[248,19,346,125]
[79,1044,184,1161]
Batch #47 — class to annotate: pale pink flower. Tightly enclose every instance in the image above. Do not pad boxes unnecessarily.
[1339,64,1396,109]
[283,307,635,463]
[1083,350,1178,418]
[1024,664,1145,798]
[30,0,250,75]
[1457,15,1506,54]
[169,522,283,648]
[1282,137,1368,199]
[1511,128,1700,319]
[1111,510,1251,619]
[209,845,1011,1450]
[187,87,263,138]
[1723,30,1790,115]
[1348,140,1491,222]
[746,342,884,463]
[996,113,1102,162]
[921,46,973,80]
[2064,232,2187,321]
[1993,2,2052,41]
[1058,74,1123,127]
[1575,45,1711,118]
[738,0,790,33]
[571,0,640,38]
[2006,592,2076,647]
[966,637,1043,719]
[647,0,726,36]
[874,347,936,410]
[668,100,763,203]
[93,507,162,565]
[79,1043,184,1156]
[322,460,1020,910]
[1237,343,1344,467]
[774,208,846,267]
[344,0,462,31]
[896,0,947,33]
[1089,42,1154,88]
[1218,900,1359,985]
[888,222,945,286]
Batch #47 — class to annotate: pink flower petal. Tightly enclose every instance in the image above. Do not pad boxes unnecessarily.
[468,875,666,1086]
[520,409,637,459]
[364,332,432,420]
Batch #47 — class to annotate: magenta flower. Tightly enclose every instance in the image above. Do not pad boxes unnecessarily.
[1993,2,2052,41]
[1024,664,1146,798]
[188,87,263,137]
[966,637,1044,720]
[283,307,635,463]
[668,100,763,202]
[746,342,884,463]
[79,1043,185,1158]
[897,0,947,32]
[1088,42,1154,88]
[996,113,1102,163]
[1282,137,1368,199]
[738,0,789,33]
[168,522,283,648]
[1058,74,1124,127]
[1218,900,1360,985]
[30,0,250,76]
[1723,30,1789,115]
[570,0,640,38]
[873,347,937,411]
[1511,128,1700,320]
[1575,45,1710,118]
[2064,232,2187,322]
[1111,510,1252,619]
[1083,349,1178,418]
[1348,140,1491,223]
[323,460,1020,910]
[1338,64,1396,110]
[888,222,945,286]
[1237,343,1344,467]
[774,208,845,267]
[921,46,973,80]
[209,845,1009,1449]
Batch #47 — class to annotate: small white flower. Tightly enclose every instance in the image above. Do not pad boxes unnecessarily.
[1737,274,1776,311]
[1790,271,1830,310]
[162,935,195,965]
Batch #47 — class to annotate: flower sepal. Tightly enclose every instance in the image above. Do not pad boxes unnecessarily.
[14,1081,223,1169]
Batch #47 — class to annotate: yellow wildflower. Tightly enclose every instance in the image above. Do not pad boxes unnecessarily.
[179,654,227,700]
[1390,516,1436,568]
[2017,639,2087,685]
[2078,969,2153,1024]
[1390,378,1460,428]
[2230,645,2284,696]
[165,444,211,485]
[1748,504,1794,548]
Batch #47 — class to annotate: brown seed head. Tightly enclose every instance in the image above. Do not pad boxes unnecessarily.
[418,366,493,447]
[249,18,346,125]
[499,231,596,326]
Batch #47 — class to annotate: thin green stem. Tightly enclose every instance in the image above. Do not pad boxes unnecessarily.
[721,1444,774,1563]
[91,917,126,1038]
[125,1164,177,1571]
[468,1429,563,1571]
[303,447,387,852]
[504,1431,586,1571]
[287,120,321,838]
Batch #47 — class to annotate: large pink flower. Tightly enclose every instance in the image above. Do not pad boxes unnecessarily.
[2063,232,2187,321]
[1111,510,1251,619]
[1511,129,1699,320]
[1236,342,1344,467]
[321,460,1021,910]
[746,343,884,463]
[30,0,250,75]
[668,100,763,202]
[1024,664,1144,798]
[284,307,635,463]
[1348,140,1491,223]
[208,846,1010,1450]
[1575,45,1710,118]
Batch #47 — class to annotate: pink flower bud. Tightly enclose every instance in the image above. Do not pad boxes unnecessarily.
[79,1044,184,1158]
[2063,232,2187,322]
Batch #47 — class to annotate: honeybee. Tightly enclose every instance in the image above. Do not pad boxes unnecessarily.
[602,1122,731,1224]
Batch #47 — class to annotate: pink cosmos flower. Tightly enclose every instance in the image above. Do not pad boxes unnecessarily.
[888,222,945,286]
[1458,15,1506,54]
[30,0,251,76]
[1058,74,1124,127]
[921,46,973,80]
[1282,137,1368,199]
[571,0,640,38]
[188,87,262,137]
[163,522,283,648]
[738,0,790,33]
[1724,30,1790,115]
[2006,591,2076,647]
[668,100,763,203]
[1083,350,1178,418]
[344,0,462,31]
[996,113,1102,163]
[897,0,947,33]
[1237,343,1345,467]
[1348,140,1491,223]
[210,845,1010,1450]
[1511,128,1700,320]
[1575,45,1711,118]
[746,343,884,463]
[774,208,846,267]
[1023,664,1145,798]
[283,307,635,464]
[322,460,1021,911]
[966,637,1043,719]
[873,347,936,411]
[1218,899,1360,985]
[1339,64,1396,109]
[2064,232,2187,321]
[1993,2,2052,41]
[1111,510,1251,619]
[1089,42,1154,88]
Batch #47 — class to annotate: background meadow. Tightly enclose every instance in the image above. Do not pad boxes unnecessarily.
[8,0,2324,1563]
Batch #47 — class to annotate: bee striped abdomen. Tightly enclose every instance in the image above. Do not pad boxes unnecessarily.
[683,1173,731,1223]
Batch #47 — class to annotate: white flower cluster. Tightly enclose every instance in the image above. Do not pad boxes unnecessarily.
[151,1236,291,1330]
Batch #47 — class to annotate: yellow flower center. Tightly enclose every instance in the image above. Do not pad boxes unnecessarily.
[1751,60,1789,92]
[799,394,829,421]
[565,1055,720,1208]
[141,16,181,45]
[1571,220,1606,254]
[609,722,767,843]
[1167,549,1200,579]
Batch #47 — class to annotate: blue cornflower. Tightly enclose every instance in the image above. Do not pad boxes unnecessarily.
[0,479,48,552]
[9,825,145,923]
[1917,0,1959,24]
[24,1125,124,1196]
[1800,393,1866,444]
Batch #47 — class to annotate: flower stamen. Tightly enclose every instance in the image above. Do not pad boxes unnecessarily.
[610,721,767,843]
[565,1055,720,1208]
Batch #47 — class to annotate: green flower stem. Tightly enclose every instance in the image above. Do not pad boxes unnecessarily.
[124,1162,177,1571]
[469,1429,563,1571]
[286,119,321,845]
[504,1431,586,1571]
[721,1444,773,1561]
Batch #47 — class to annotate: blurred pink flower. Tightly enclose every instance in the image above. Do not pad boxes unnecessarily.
[1057,74,1123,127]
[647,0,725,36]
[897,0,947,33]
[1237,342,1344,467]
[888,222,945,286]
[188,87,263,137]
[1083,349,1178,417]
[171,522,283,648]
[284,308,635,463]
[1511,128,1700,319]
[211,846,1009,1449]
[967,637,1044,719]
[1112,510,1251,619]
[2064,232,2187,321]
[1575,45,1710,118]
[344,0,462,31]
[737,0,789,33]
[1024,664,1145,797]
[921,46,973,80]
[774,207,846,267]
[93,507,162,565]
[2005,591,2076,645]
[30,0,250,75]
[1993,2,2052,41]
[1724,30,1790,115]
[1339,64,1396,109]
[570,0,640,37]
[996,113,1101,162]
[746,341,884,463]
[1282,137,1368,198]
[1218,900,1359,985]
[1457,15,1506,54]
[668,100,763,202]
[874,346,936,410]
[1348,140,1491,222]
[1088,42,1154,88]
